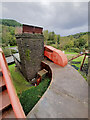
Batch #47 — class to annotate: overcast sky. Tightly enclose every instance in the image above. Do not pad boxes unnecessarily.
[1,1,88,36]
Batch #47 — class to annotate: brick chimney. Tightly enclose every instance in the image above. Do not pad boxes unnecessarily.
[16,24,44,82]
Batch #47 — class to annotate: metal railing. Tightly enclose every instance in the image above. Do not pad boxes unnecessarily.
[0,48,26,119]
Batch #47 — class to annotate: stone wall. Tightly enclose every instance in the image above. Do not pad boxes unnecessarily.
[16,33,44,82]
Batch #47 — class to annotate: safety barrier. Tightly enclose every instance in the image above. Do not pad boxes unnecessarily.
[0,48,26,118]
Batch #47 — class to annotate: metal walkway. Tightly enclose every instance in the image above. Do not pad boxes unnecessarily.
[27,60,88,118]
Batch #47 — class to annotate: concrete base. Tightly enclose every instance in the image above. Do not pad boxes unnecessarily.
[27,60,88,118]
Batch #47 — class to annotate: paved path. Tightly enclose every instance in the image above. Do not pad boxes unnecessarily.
[27,60,88,118]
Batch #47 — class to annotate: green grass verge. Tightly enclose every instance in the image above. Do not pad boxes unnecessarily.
[65,51,78,54]
[5,45,17,48]
[18,77,51,115]
[8,64,51,115]
[8,64,31,94]
[66,55,75,60]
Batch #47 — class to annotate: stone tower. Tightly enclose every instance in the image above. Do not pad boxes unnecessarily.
[16,24,44,82]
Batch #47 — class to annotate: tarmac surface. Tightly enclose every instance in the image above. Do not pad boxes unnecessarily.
[27,60,88,118]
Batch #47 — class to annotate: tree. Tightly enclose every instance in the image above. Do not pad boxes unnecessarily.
[43,30,49,45]
[57,35,60,44]
[48,31,55,44]
[74,37,86,48]
[2,25,16,46]
[79,38,86,47]
[51,31,55,42]
[54,34,57,46]
[0,19,21,27]
[74,39,79,48]
[70,35,73,40]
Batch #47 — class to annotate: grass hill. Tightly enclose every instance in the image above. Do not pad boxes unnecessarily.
[72,32,88,39]
[60,32,88,52]
[0,19,88,53]
[0,19,22,27]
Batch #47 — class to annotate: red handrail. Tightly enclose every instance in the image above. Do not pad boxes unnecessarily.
[68,53,85,61]
[0,48,26,118]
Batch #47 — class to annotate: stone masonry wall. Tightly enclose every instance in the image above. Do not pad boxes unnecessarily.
[16,33,44,82]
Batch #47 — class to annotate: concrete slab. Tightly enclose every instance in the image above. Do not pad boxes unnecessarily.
[6,53,20,64]
[13,53,20,62]
[6,56,14,64]
[27,60,88,118]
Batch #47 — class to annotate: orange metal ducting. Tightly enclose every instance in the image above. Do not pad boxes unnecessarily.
[0,48,26,119]
[44,45,68,67]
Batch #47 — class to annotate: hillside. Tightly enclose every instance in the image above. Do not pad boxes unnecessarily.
[0,19,22,27]
[43,30,88,53]
[0,19,88,53]
[60,32,88,52]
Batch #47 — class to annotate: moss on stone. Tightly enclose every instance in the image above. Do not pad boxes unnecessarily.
[25,49,31,61]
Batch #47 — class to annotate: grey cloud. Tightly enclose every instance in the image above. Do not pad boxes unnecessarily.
[45,2,88,29]
[2,2,88,36]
